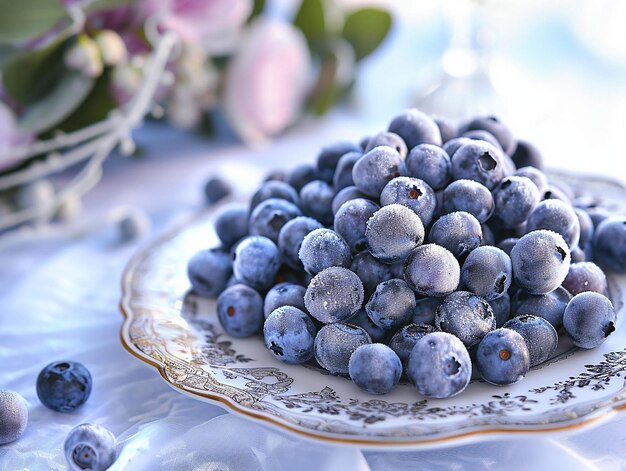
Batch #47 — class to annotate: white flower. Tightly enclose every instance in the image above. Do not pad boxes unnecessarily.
[64,35,103,78]
[94,30,127,66]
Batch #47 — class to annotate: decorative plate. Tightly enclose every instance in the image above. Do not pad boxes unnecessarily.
[120,172,626,449]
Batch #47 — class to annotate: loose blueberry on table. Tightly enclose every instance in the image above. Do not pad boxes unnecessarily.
[36,361,92,412]
[187,108,624,399]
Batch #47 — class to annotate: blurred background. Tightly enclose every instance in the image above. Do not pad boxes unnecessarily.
[1,0,626,244]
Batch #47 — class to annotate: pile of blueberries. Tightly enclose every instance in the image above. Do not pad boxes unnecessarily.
[188,108,624,399]
[0,362,117,470]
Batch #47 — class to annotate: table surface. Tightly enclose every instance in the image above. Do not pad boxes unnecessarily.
[2,3,626,468]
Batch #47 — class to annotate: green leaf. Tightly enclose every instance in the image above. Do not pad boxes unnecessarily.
[247,0,265,23]
[0,0,67,44]
[307,54,339,115]
[18,71,95,134]
[1,33,72,105]
[83,0,136,13]
[341,8,392,61]
[293,0,326,54]
[55,69,117,133]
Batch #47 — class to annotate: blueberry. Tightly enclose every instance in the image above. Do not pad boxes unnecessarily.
[333,151,363,191]
[541,185,572,204]
[348,309,388,343]
[387,109,442,148]
[492,176,540,229]
[407,332,472,398]
[263,282,307,319]
[288,164,319,191]
[389,323,436,368]
[331,186,371,214]
[349,344,402,394]
[217,284,264,338]
[526,199,580,249]
[571,246,588,263]
[214,204,249,247]
[203,176,231,204]
[299,180,335,226]
[412,297,442,324]
[233,236,281,290]
[365,131,408,158]
[442,137,473,158]
[64,423,116,471]
[481,223,496,246]
[277,216,324,269]
[314,323,371,375]
[248,198,302,243]
[264,169,289,183]
[432,115,456,143]
[317,141,362,183]
[334,198,380,253]
[459,115,516,155]
[574,207,594,251]
[428,211,482,258]
[476,328,530,385]
[503,315,558,367]
[435,291,496,347]
[511,139,544,170]
[460,246,512,300]
[250,180,300,210]
[593,217,626,273]
[403,244,460,297]
[366,204,424,263]
[462,129,503,151]
[187,247,232,298]
[563,291,616,349]
[489,292,511,327]
[405,144,451,190]
[511,286,572,329]
[442,179,493,223]
[304,267,364,324]
[36,361,92,412]
[380,177,437,226]
[264,306,317,364]
[514,166,548,194]
[352,146,407,197]
[496,237,519,257]
[349,251,393,300]
[298,228,352,274]
[274,264,308,286]
[366,279,416,329]
[562,262,608,296]
[450,141,506,190]
[0,390,28,444]
[511,230,571,294]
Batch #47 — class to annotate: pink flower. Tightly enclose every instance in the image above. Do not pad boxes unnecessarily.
[222,20,311,145]
[139,0,252,54]
[0,102,34,171]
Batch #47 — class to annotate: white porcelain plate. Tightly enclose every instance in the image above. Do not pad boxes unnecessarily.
[120,172,626,449]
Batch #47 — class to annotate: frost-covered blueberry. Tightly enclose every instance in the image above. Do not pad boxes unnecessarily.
[64,423,116,471]
[412,297,442,324]
[217,284,264,338]
[250,180,299,210]
[333,151,362,191]
[563,292,616,349]
[366,204,424,263]
[476,328,530,385]
[317,141,362,183]
[349,309,388,343]
[287,164,318,192]
[511,139,544,170]
[380,177,437,226]
[314,323,371,375]
[526,199,581,249]
[187,247,232,298]
[214,204,249,248]
[428,211,482,258]
[489,292,511,327]
[442,137,473,158]
[389,323,436,368]
[0,390,28,445]
[350,251,393,300]
[435,291,496,347]
[405,144,451,190]
[365,131,408,158]
[388,109,442,148]
[432,115,456,143]
[407,332,472,398]
[492,176,540,229]
[403,244,460,297]
[304,267,364,324]
[462,129,503,151]
[460,246,512,301]
[503,315,558,367]
[264,306,317,364]
[562,262,608,296]
[593,217,626,273]
[334,198,380,254]
[248,198,302,243]
[349,344,402,394]
[299,228,351,275]
[450,141,507,190]
[263,283,307,319]
[203,176,231,204]
[278,216,324,269]
[510,230,571,295]
[299,180,335,226]
[515,166,548,194]
[459,115,516,155]
[352,146,407,197]
[511,286,572,329]
[331,186,371,215]
[233,236,281,291]
[442,179,493,223]
[36,361,92,412]
[366,279,416,330]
